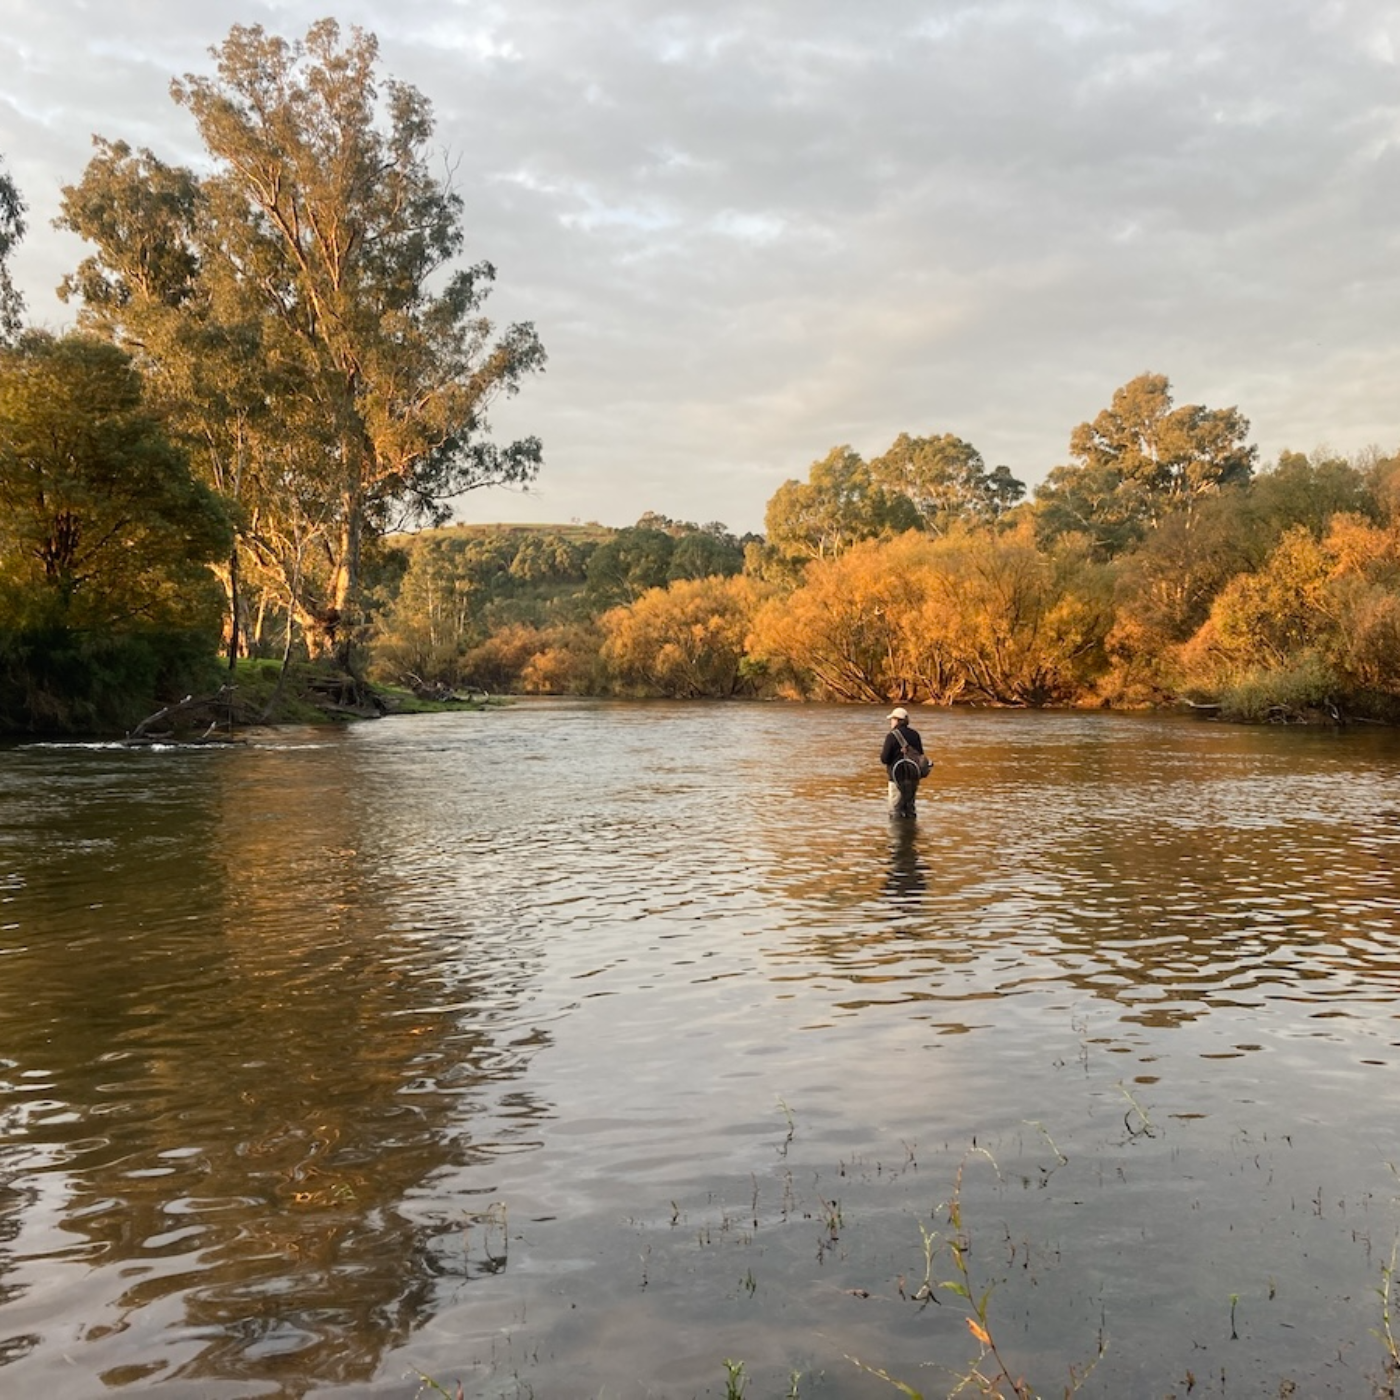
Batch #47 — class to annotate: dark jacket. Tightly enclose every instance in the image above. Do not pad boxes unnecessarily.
[881,722,924,778]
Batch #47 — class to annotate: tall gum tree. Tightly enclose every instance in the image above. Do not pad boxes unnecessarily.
[59,21,545,664]
[59,138,290,667]
[1035,373,1256,557]
[763,446,920,567]
[868,432,1024,535]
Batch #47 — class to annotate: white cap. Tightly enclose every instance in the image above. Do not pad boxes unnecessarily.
[887,707,908,720]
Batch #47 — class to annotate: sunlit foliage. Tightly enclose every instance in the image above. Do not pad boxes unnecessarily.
[763,446,920,570]
[1175,512,1400,716]
[600,575,772,698]
[1036,373,1256,557]
[868,432,1024,534]
[369,525,598,688]
[748,526,1111,706]
[58,21,545,664]
[455,620,601,695]
[0,332,228,632]
[920,525,1114,706]
[748,534,936,702]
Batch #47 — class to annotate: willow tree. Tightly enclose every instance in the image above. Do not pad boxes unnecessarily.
[599,575,770,698]
[60,21,545,665]
[747,534,936,702]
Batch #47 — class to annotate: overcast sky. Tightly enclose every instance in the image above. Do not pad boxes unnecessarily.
[3,1,1399,534]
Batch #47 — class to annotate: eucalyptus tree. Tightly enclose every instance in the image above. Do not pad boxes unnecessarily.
[763,445,921,567]
[585,527,677,608]
[1250,450,1376,541]
[667,527,745,582]
[1036,373,1256,557]
[869,432,1024,534]
[59,20,545,665]
[60,139,286,665]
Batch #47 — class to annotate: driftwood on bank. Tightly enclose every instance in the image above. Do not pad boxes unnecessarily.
[122,665,488,744]
[304,674,390,718]
[1180,696,1347,726]
[124,687,244,746]
[1181,699,1222,718]
[403,671,490,704]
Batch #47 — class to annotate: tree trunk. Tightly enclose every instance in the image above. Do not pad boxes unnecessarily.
[330,493,364,672]
[225,545,241,671]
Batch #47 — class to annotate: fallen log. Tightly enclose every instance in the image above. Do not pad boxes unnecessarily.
[125,686,238,744]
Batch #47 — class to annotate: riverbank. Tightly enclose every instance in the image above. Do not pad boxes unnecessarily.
[16,657,1382,743]
[117,659,497,742]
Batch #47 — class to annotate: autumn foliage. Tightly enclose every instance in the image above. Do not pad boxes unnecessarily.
[747,526,1111,705]
[601,576,772,698]
[362,372,1400,722]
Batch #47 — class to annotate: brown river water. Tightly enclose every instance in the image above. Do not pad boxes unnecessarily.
[2,702,1400,1399]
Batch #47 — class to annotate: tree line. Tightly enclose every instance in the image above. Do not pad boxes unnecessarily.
[2,22,1398,729]
[369,394,1400,724]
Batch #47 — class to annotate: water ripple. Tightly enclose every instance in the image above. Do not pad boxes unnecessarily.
[2,706,1400,1394]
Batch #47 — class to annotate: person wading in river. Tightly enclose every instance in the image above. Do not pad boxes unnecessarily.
[881,707,926,819]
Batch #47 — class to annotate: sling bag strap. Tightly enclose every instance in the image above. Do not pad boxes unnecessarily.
[892,724,930,777]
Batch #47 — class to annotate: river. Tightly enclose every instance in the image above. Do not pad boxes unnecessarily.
[2,702,1400,1398]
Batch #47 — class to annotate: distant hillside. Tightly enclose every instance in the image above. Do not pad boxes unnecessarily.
[387,521,616,548]
[370,516,752,694]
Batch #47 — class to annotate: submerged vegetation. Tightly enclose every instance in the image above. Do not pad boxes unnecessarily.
[410,1098,1400,1399]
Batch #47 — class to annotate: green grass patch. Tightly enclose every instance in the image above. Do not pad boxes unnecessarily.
[227,659,503,725]
[1213,655,1339,723]
[227,658,337,725]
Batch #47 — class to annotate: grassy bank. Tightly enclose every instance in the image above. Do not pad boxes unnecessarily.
[113,659,500,740]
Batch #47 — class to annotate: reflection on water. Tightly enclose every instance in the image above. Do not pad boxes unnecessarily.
[1,705,1400,1397]
[881,822,927,909]
[0,732,552,1394]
